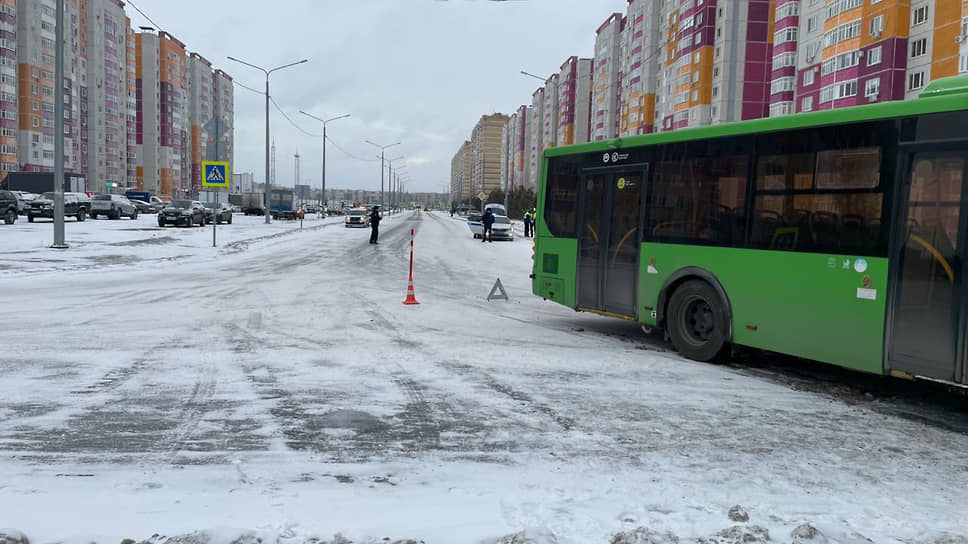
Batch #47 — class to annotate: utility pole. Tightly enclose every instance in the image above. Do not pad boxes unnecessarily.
[365,140,401,207]
[226,56,308,224]
[51,0,66,249]
[299,112,349,216]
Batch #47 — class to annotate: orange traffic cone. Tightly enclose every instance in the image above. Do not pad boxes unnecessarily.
[403,278,420,305]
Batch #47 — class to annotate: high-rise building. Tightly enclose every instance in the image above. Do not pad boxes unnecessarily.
[527,87,543,189]
[0,0,17,176]
[450,140,471,204]
[80,0,128,190]
[620,0,660,135]
[470,112,508,199]
[512,105,528,188]
[541,74,559,150]
[135,30,158,193]
[558,56,592,145]
[136,30,187,196]
[212,68,234,168]
[188,52,212,193]
[17,0,81,175]
[592,12,624,140]
[124,17,137,185]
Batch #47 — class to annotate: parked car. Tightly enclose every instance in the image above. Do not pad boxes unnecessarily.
[90,194,138,220]
[27,192,90,222]
[467,212,483,238]
[303,204,318,214]
[12,191,37,215]
[489,214,514,241]
[150,196,168,213]
[0,189,18,224]
[130,199,153,214]
[158,200,205,227]
[202,201,233,224]
[344,208,370,228]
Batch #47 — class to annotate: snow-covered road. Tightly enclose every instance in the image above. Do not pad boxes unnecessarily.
[1,211,966,544]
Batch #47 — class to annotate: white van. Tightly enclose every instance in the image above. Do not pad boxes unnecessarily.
[484,202,506,216]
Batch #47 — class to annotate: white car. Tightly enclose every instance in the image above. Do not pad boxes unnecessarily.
[345,209,370,228]
[12,191,37,215]
[90,194,139,220]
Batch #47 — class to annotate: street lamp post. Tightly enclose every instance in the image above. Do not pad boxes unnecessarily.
[386,157,405,213]
[365,140,400,207]
[227,55,308,224]
[51,0,66,248]
[300,111,349,216]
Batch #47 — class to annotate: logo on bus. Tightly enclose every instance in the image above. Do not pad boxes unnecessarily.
[603,152,630,164]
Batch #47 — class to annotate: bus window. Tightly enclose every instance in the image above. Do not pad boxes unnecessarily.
[647,154,748,246]
[752,149,884,255]
[544,157,581,237]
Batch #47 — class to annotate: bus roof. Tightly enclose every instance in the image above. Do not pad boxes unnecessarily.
[545,74,968,159]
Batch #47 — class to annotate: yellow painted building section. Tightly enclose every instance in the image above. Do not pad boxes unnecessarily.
[932,0,962,78]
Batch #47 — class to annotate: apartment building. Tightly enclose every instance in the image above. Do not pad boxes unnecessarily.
[470,113,508,199]
[187,52,212,194]
[511,105,527,190]
[620,0,660,135]
[592,12,624,140]
[80,0,128,190]
[450,140,471,204]
[212,69,233,167]
[526,87,544,189]
[17,0,81,175]
[541,74,559,150]
[136,30,187,196]
[0,0,16,175]
[124,17,136,183]
[558,56,592,145]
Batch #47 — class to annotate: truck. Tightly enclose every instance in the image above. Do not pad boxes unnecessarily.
[240,192,265,215]
[270,188,298,220]
[0,172,87,194]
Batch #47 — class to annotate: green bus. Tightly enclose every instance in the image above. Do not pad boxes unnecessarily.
[533,74,968,387]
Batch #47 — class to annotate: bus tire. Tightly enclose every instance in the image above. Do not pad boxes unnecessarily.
[667,280,728,362]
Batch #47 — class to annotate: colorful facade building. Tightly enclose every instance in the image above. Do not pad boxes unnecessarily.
[541,73,559,150]
[0,0,17,175]
[527,86,543,189]
[592,12,624,140]
[557,56,592,145]
[187,52,212,194]
[620,0,660,135]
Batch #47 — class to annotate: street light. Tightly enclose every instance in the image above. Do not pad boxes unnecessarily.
[386,157,406,212]
[51,0,67,248]
[300,111,349,215]
[227,55,308,224]
[365,140,401,206]
[520,70,548,82]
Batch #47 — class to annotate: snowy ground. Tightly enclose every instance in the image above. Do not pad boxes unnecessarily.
[1,211,966,544]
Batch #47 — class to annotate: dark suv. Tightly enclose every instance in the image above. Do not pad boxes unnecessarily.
[0,190,18,224]
[27,192,90,222]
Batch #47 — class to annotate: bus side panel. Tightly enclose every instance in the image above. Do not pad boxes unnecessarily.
[532,236,578,310]
[639,243,887,374]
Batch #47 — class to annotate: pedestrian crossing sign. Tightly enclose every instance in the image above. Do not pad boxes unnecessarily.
[201,161,230,188]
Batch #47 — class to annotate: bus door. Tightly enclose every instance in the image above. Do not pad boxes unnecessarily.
[576,166,647,318]
[889,151,968,384]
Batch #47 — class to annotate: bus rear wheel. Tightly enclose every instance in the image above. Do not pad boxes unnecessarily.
[667,280,728,362]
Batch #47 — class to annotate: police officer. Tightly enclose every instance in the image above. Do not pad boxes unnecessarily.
[369,205,382,244]
[481,208,495,243]
[523,208,533,238]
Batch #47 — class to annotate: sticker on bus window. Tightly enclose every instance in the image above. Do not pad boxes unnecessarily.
[617,177,627,190]
[857,288,877,300]
[854,258,868,273]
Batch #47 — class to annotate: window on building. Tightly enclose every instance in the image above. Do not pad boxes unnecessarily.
[774,27,799,44]
[712,86,719,98]
[869,15,883,36]
[960,54,968,74]
[867,46,882,66]
[803,69,815,86]
[911,38,927,58]
[909,71,925,90]
[801,96,814,111]
[912,5,929,26]
[865,77,880,98]
[807,16,818,33]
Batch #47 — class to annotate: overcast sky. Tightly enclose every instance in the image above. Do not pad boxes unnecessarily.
[128,0,628,194]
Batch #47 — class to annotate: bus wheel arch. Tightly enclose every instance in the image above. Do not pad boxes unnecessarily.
[658,268,733,361]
